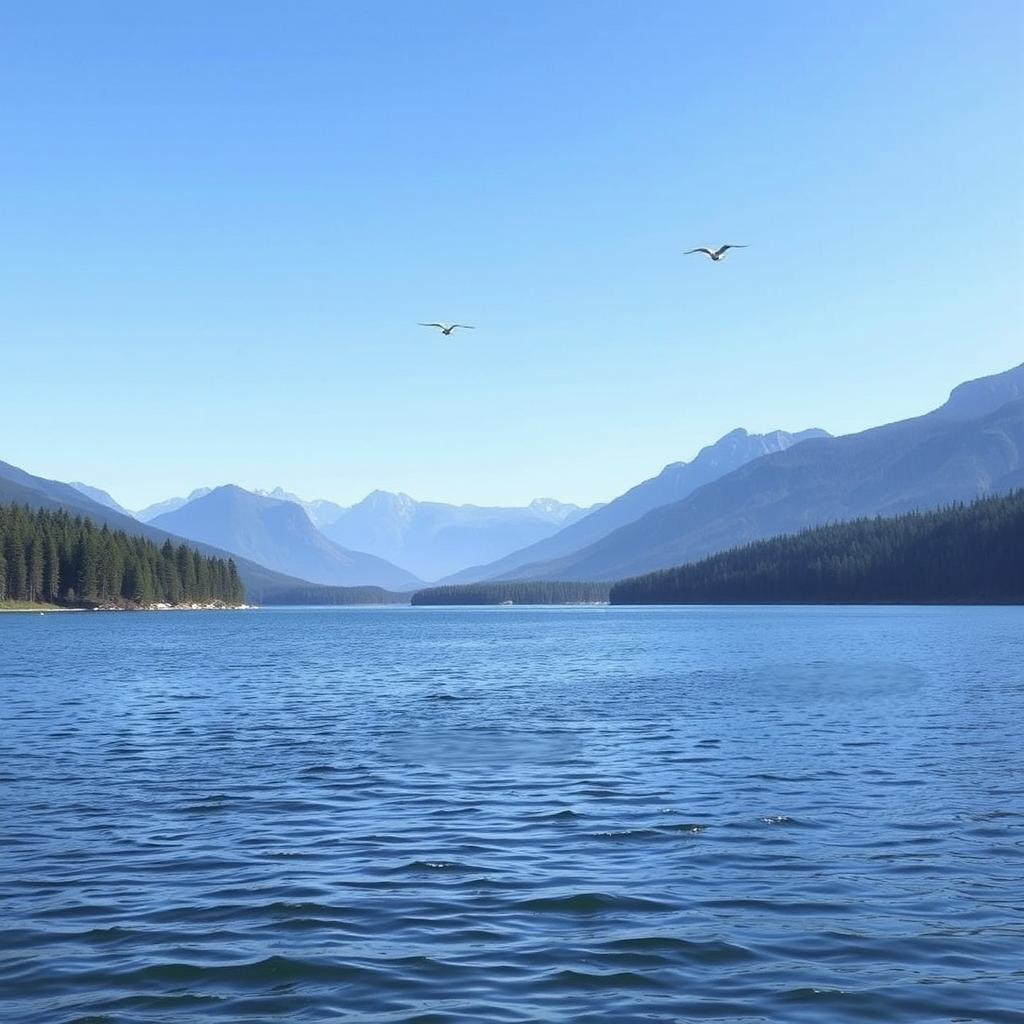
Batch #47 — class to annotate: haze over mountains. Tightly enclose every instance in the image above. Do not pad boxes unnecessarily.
[443,427,829,584]
[134,489,214,522]
[5,362,1020,597]
[130,487,595,582]
[252,488,346,530]
[483,363,1024,582]
[105,429,828,584]
[320,493,593,581]
[150,486,423,590]
[68,482,133,517]
[0,460,365,602]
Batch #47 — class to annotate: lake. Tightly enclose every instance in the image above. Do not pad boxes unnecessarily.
[1,606,1022,1022]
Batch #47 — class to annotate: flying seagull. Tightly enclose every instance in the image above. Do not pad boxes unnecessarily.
[418,322,475,336]
[684,244,748,262]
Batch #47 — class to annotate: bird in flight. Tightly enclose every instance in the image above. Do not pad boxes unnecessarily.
[684,244,748,262]
[418,322,475,336]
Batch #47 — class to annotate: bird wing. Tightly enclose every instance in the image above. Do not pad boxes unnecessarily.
[418,323,445,329]
[451,325,475,330]
[714,244,748,256]
[684,248,714,256]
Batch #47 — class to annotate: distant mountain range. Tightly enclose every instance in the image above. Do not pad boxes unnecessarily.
[135,488,213,522]
[150,486,423,591]
[484,363,1024,581]
[320,492,594,581]
[68,482,134,516]
[132,486,595,582]
[7,362,1021,600]
[252,487,347,530]
[442,427,829,583]
[0,461,377,602]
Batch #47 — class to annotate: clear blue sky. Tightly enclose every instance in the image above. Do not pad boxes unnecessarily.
[2,1,1021,510]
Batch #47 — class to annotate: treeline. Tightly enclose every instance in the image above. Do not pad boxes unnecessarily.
[0,504,244,607]
[610,491,1024,605]
[258,584,408,606]
[411,581,610,605]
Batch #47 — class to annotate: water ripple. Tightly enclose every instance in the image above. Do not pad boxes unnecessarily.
[1,605,1022,1022]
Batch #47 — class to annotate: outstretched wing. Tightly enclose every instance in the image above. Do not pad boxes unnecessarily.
[418,323,445,329]
[451,324,475,330]
[684,247,714,256]
[714,244,748,256]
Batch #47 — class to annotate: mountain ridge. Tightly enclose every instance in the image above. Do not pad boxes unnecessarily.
[69,482,133,516]
[151,485,423,590]
[136,488,213,522]
[442,426,830,584]
[497,368,1023,581]
[0,460,390,602]
[319,491,595,580]
[133,485,594,580]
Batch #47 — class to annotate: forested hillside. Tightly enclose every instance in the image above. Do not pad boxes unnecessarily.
[0,505,244,607]
[258,584,408,605]
[412,581,610,605]
[610,492,1024,605]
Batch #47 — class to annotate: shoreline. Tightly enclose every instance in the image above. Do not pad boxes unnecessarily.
[0,602,255,614]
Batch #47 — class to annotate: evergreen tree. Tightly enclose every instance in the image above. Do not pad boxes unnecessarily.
[44,535,60,600]
[5,537,28,601]
[27,534,45,602]
[228,559,243,604]
[75,534,98,600]
[176,545,197,601]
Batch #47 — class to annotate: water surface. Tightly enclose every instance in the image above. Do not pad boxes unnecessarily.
[1,606,1022,1022]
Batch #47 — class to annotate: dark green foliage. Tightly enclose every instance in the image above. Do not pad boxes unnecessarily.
[411,581,610,605]
[257,584,407,606]
[0,504,244,607]
[610,491,1024,605]
[44,533,60,600]
[227,560,244,605]
[4,535,28,603]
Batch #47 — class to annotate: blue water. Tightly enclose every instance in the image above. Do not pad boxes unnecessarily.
[1,606,1023,1023]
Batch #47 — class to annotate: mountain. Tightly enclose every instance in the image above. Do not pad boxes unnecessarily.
[320,491,594,581]
[135,488,213,522]
[68,482,133,516]
[0,459,135,521]
[0,459,394,603]
[135,486,592,580]
[934,365,1024,421]
[501,364,1024,582]
[150,485,423,590]
[253,487,347,529]
[443,427,829,584]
